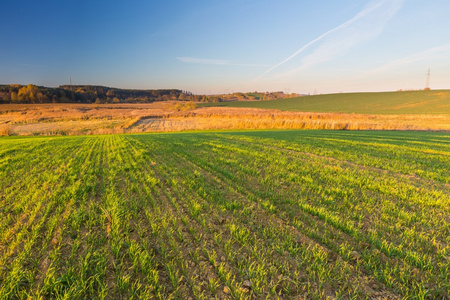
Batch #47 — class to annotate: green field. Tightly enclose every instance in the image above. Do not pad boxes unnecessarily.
[1,130,449,299]
[203,90,450,114]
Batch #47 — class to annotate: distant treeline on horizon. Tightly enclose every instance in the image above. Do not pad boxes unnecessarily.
[0,84,296,104]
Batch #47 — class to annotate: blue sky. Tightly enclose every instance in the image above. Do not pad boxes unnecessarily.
[1,0,450,94]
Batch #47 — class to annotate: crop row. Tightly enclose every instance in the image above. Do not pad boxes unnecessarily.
[0,130,449,299]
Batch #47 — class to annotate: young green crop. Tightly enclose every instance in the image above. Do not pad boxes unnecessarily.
[0,130,449,299]
[201,89,450,114]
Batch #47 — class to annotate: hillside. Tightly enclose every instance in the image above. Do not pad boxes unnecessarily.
[203,90,450,114]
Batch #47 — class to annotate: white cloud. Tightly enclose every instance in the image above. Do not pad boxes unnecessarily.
[176,57,230,65]
[255,0,405,80]
[366,43,450,74]
[17,63,46,68]
[177,56,269,67]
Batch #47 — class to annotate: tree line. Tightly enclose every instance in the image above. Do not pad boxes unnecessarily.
[0,84,298,104]
[0,84,186,104]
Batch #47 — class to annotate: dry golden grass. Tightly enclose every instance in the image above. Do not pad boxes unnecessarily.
[0,103,171,124]
[0,103,448,136]
[0,124,11,136]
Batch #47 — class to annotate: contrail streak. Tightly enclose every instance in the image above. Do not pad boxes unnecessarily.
[254,0,391,80]
[366,43,450,74]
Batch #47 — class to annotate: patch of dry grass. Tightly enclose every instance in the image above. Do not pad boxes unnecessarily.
[0,104,448,136]
[0,124,11,136]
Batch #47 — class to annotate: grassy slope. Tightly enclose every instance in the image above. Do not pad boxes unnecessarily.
[1,130,449,298]
[203,90,450,114]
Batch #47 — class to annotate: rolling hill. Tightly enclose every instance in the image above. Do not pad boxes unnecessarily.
[202,90,450,114]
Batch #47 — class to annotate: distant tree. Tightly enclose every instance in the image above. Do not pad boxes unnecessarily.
[178,93,187,101]
[10,92,18,102]
[0,91,10,102]
[36,92,48,103]
[106,89,116,98]
[17,84,39,102]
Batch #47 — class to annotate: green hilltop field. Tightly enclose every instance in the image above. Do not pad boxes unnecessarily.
[203,90,450,114]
